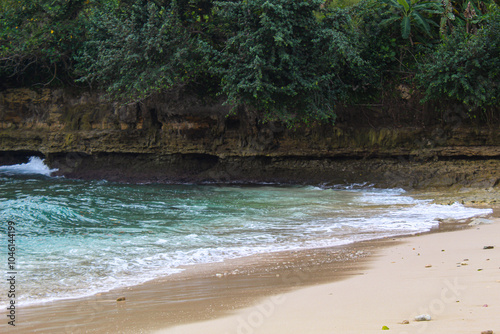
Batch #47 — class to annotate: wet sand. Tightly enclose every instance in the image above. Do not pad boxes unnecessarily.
[3,238,387,333]
[162,217,500,334]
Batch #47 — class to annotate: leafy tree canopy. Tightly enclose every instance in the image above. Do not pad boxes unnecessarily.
[0,0,498,123]
[417,7,500,112]
[0,0,90,87]
[212,0,366,124]
[75,0,213,102]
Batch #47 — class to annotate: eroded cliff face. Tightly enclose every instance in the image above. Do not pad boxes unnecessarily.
[1,88,499,189]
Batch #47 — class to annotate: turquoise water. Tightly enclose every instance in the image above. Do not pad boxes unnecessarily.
[0,157,492,307]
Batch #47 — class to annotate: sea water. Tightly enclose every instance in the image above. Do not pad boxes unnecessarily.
[0,157,492,307]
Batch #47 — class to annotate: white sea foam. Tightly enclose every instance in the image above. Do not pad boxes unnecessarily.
[0,156,58,176]
[17,206,492,308]
[0,179,493,308]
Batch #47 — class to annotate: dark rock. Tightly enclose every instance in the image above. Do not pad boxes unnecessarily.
[1,88,500,187]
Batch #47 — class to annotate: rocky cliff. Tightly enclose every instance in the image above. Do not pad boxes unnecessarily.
[1,88,499,189]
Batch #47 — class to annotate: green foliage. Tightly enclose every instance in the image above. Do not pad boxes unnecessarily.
[212,0,365,124]
[439,0,455,37]
[75,0,212,102]
[416,9,500,111]
[437,0,498,37]
[380,0,442,43]
[0,0,88,87]
[325,0,362,9]
[349,0,402,91]
[1,0,497,124]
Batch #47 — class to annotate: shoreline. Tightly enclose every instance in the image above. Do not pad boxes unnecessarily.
[160,215,500,334]
[2,209,496,333]
[4,236,386,333]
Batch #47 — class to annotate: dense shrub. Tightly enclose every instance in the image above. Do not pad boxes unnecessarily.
[349,0,400,94]
[417,10,500,112]
[75,0,213,102]
[212,0,365,124]
[1,0,498,123]
[0,0,88,87]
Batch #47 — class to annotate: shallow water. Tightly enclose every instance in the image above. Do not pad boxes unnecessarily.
[0,157,492,307]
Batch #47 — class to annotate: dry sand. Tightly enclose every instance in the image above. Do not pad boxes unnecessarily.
[159,218,500,334]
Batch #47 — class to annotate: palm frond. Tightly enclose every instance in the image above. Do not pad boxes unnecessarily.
[401,15,411,39]
[412,11,432,36]
[381,16,401,26]
[397,0,410,12]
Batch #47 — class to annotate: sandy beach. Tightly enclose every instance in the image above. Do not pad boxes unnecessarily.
[160,217,500,334]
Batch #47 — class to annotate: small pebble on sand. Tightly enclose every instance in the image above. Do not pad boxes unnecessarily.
[415,314,431,321]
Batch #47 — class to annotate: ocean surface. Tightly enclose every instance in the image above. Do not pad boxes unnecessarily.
[0,157,492,307]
